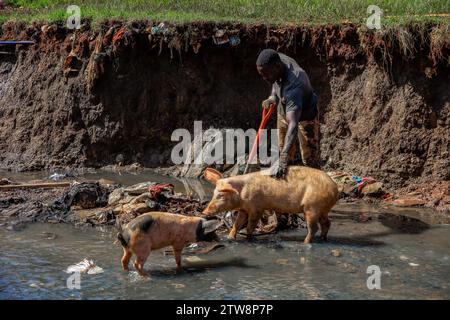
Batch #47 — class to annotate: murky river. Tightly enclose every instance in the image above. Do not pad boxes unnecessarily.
[1,170,449,299]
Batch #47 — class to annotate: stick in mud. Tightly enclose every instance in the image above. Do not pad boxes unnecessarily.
[0,182,72,191]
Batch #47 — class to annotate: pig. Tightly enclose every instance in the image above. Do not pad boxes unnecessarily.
[202,166,338,243]
[117,211,222,276]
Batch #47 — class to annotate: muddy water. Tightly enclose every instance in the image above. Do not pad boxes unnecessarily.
[0,171,449,299]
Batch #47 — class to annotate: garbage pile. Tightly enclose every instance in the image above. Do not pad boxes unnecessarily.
[109,182,206,227]
[327,171,450,212]
[327,171,385,199]
[0,178,209,228]
[0,176,300,235]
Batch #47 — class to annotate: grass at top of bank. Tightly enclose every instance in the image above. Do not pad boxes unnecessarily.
[0,0,449,26]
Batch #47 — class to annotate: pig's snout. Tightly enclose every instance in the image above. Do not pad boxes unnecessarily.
[202,203,217,216]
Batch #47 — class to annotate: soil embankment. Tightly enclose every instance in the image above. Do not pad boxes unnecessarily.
[0,21,448,189]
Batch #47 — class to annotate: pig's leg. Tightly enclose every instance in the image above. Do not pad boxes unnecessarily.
[304,209,319,244]
[228,211,248,240]
[134,258,148,277]
[172,245,184,271]
[319,215,331,241]
[134,249,151,277]
[121,247,132,271]
[246,212,262,241]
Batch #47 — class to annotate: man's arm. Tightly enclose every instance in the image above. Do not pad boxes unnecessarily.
[282,108,302,157]
[272,101,302,178]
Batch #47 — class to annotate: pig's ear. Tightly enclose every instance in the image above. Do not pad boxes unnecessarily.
[218,187,239,195]
[201,218,223,234]
[218,182,239,195]
[203,168,223,185]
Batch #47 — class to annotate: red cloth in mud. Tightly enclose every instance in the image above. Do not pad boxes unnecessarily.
[148,183,174,200]
[357,177,376,194]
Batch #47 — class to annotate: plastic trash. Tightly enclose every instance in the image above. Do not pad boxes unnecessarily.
[40,232,57,240]
[49,173,65,181]
[0,178,14,185]
[213,30,229,45]
[185,256,204,263]
[65,259,104,274]
[276,259,290,265]
[331,249,341,257]
[187,243,199,250]
[151,23,169,35]
[48,173,74,181]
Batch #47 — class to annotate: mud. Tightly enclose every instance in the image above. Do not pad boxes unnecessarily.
[0,21,449,190]
[387,180,450,212]
[0,181,114,227]
[0,175,303,235]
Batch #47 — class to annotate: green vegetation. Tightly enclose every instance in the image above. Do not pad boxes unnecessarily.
[1,0,449,25]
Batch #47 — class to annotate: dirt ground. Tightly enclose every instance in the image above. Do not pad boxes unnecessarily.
[0,21,448,190]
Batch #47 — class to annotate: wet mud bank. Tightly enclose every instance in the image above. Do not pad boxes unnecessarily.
[0,21,449,190]
[1,171,449,233]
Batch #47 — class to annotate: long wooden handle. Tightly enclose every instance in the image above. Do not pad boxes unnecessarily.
[244,104,275,174]
[0,182,71,191]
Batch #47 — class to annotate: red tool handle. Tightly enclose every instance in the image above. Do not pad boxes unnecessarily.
[244,104,275,173]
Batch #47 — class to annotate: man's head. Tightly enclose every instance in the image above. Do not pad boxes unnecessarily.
[256,49,284,84]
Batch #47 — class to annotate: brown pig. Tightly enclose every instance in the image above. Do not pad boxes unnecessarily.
[117,211,222,276]
[202,166,338,243]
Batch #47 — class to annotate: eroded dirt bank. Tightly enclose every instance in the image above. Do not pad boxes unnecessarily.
[0,21,448,188]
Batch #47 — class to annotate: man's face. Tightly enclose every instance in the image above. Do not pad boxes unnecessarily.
[257,64,280,84]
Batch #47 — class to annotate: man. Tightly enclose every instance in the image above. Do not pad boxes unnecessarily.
[256,49,320,178]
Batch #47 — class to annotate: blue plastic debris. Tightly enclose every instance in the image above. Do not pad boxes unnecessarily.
[229,35,240,46]
[351,175,362,183]
[150,23,169,35]
[0,41,34,46]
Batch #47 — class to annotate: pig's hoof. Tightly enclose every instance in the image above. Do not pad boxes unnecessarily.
[176,266,185,274]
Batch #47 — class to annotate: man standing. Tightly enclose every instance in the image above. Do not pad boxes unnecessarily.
[256,49,320,178]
